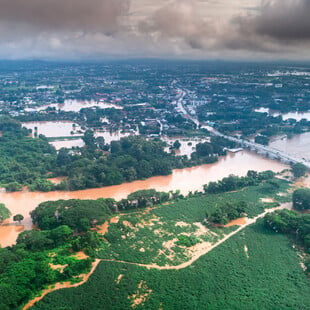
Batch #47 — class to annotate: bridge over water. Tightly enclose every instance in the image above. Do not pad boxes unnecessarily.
[173,86,309,169]
[210,128,310,169]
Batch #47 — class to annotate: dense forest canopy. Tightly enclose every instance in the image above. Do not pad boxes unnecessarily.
[293,188,310,211]
[31,199,115,232]
[264,209,310,255]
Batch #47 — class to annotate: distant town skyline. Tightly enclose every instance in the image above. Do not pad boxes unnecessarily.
[0,0,309,60]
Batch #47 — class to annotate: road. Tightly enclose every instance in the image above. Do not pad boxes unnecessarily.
[101,203,292,270]
[174,87,310,168]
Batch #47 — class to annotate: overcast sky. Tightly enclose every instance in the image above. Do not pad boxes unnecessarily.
[0,0,309,60]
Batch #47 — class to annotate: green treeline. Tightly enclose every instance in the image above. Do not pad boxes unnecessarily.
[0,117,234,192]
[0,198,117,309]
[0,225,103,310]
[117,189,170,210]
[0,203,11,222]
[0,117,56,189]
[205,201,247,225]
[31,199,114,231]
[264,210,310,266]
[293,188,310,211]
[203,170,275,194]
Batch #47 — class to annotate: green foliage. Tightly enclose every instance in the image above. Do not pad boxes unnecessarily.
[0,203,11,223]
[172,140,181,149]
[203,170,275,194]
[31,199,114,231]
[191,136,234,163]
[292,163,308,178]
[64,136,186,190]
[264,210,310,252]
[293,188,310,211]
[13,214,24,223]
[4,182,22,192]
[254,134,270,145]
[0,209,101,310]
[101,179,288,266]
[0,117,56,187]
[118,189,170,210]
[16,230,54,251]
[207,201,247,225]
[32,223,310,310]
[29,178,55,192]
[176,235,200,247]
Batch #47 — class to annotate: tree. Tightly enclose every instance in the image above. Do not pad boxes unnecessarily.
[255,135,269,145]
[56,148,72,166]
[173,140,181,149]
[291,163,307,178]
[82,130,96,149]
[0,203,11,223]
[5,182,22,192]
[247,170,258,179]
[16,230,53,251]
[96,136,105,150]
[293,188,310,211]
[196,142,213,157]
[13,214,24,224]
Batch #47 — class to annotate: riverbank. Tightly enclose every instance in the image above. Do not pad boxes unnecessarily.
[0,150,288,247]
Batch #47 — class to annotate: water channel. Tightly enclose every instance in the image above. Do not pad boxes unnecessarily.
[0,150,287,247]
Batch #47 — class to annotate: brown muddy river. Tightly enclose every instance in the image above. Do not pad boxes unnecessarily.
[0,150,287,247]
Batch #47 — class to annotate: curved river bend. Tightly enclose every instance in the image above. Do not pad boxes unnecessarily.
[0,150,288,247]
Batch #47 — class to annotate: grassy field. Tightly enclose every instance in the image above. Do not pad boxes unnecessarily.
[32,221,310,310]
[99,178,290,266]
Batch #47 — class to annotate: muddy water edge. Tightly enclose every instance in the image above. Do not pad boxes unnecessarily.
[0,150,289,247]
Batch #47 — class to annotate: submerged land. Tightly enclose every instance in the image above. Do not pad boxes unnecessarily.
[0,60,309,309]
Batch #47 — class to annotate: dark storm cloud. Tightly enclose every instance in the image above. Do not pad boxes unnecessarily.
[0,0,130,34]
[138,1,214,50]
[235,0,310,42]
[139,0,310,54]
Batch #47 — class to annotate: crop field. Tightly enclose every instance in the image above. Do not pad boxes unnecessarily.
[99,178,290,266]
[32,221,310,310]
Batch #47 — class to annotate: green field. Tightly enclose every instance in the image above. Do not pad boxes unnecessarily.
[100,178,290,266]
[32,222,310,310]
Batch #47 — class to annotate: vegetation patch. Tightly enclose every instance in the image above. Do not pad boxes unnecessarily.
[32,222,310,310]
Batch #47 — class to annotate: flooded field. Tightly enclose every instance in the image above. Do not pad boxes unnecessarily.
[255,108,310,121]
[22,121,80,138]
[25,99,123,113]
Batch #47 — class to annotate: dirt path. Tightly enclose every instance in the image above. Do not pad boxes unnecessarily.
[101,203,292,271]
[23,259,101,310]
[24,203,292,309]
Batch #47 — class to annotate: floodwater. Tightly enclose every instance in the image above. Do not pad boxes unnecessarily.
[255,108,310,121]
[25,99,123,113]
[270,132,310,160]
[95,130,136,145]
[50,138,85,150]
[22,121,81,138]
[50,130,138,150]
[0,150,287,247]
[22,121,138,149]
[163,137,211,158]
